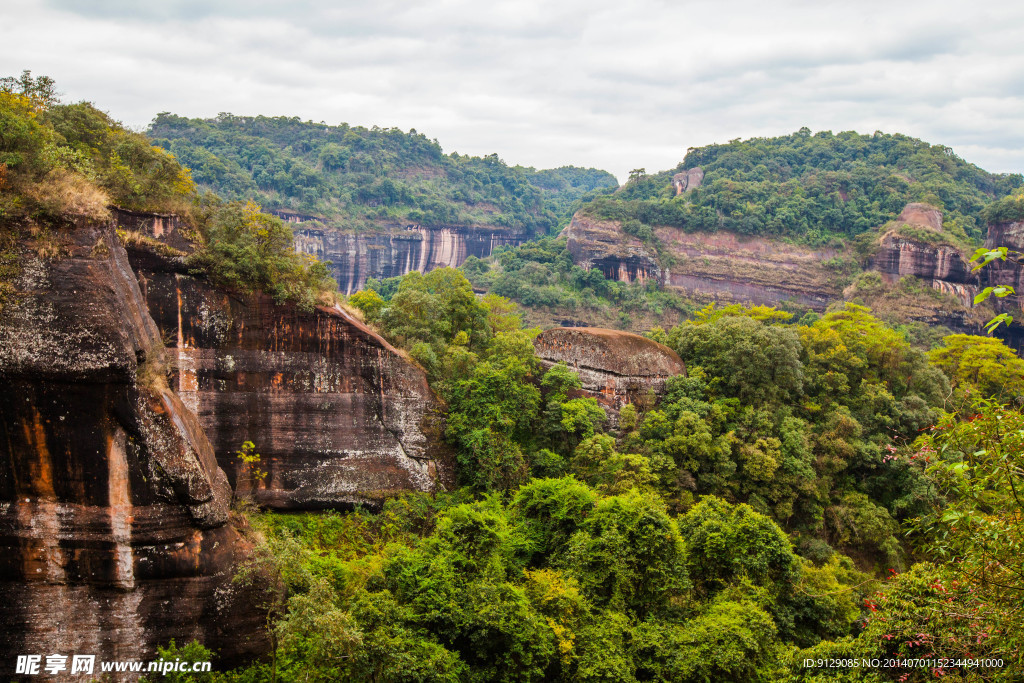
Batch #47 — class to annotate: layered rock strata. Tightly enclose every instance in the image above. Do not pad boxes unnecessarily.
[656,228,841,309]
[0,222,266,669]
[563,203,994,320]
[292,225,526,294]
[128,249,451,509]
[563,215,661,285]
[533,327,686,410]
[868,203,978,306]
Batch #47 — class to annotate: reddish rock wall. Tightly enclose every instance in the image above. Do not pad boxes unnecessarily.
[128,250,451,510]
[562,215,661,285]
[533,327,686,410]
[0,222,266,670]
[867,204,979,306]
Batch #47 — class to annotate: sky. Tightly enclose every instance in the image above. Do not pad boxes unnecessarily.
[2,0,1023,182]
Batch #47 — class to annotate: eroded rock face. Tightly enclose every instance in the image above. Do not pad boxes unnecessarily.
[128,250,452,509]
[0,223,266,669]
[982,219,1024,351]
[562,203,990,319]
[533,327,686,409]
[671,168,704,195]
[563,214,840,309]
[292,225,526,294]
[112,206,193,252]
[562,214,661,285]
[896,203,944,231]
[868,204,978,306]
[657,229,840,310]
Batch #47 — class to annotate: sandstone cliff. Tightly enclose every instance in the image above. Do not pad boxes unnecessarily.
[533,327,686,411]
[671,168,704,195]
[293,224,526,294]
[561,213,838,309]
[0,221,266,668]
[561,204,1000,339]
[868,203,978,305]
[126,232,452,510]
[563,215,661,285]
[981,217,1024,351]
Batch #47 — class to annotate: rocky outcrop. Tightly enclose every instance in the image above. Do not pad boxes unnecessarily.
[563,203,993,318]
[563,214,838,309]
[293,225,526,294]
[0,222,266,669]
[657,229,841,309]
[562,215,661,285]
[672,168,704,195]
[534,327,686,410]
[128,248,452,510]
[868,203,978,306]
[111,206,193,252]
[982,218,1024,352]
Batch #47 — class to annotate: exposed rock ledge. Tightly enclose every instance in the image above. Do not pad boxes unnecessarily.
[533,327,686,410]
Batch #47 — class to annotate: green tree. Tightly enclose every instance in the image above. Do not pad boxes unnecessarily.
[928,333,1024,404]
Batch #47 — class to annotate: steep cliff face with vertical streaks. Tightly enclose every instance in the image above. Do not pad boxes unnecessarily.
[0,220,267,669]
[292,224,526,294]
[981,218,1024,352]
[125,232,452,510]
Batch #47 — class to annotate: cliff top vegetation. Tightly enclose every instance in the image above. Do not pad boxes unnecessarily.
[148,113,618,235]
[581,128,1022,246]
[0,72,335,311]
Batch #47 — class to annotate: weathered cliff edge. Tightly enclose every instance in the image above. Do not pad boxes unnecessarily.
[868,204,978,301]
[982,218,1024,351]
[564,215,661,286]
[293,224,526,295]
[563,203,994,335]
[533,328,686,411]
[563,213,841,308]
[0,222,266,668]
[126,233,452,510]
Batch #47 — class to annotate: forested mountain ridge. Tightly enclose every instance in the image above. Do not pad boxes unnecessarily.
[470,130,1024,341]
[148,113,618,235]
[583,128,1022,245]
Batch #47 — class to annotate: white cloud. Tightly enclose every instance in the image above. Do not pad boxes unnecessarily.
[1,0,1021,181]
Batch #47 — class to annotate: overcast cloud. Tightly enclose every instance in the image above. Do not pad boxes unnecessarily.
[2,0,1022,181]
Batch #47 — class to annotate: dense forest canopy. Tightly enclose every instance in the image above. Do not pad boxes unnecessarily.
[582,129,1023,245]
[148,113,618,234]
[5,72,1024,681]
[253,274,1024,682]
